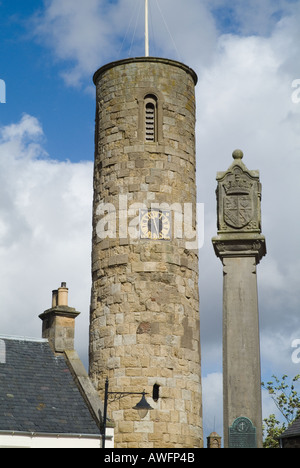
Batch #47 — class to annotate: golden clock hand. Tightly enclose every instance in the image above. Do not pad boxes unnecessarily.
[152,212,159,237]
[154,218,159,236]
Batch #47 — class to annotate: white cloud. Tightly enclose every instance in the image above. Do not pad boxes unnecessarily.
[195,4,300,374]
[202,373,223,441]
[145,0,217,66]
[0,114,43,143]
[31,0,218,87]
[206,0,298,36]
[31,0,300,88]
[0,114,93,360]
[32,0,300,86]
[32,0,113,86]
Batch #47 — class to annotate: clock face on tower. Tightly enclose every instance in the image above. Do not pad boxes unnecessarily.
[140,209,171,240]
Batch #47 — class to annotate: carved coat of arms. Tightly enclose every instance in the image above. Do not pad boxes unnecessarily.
[213,150,266,262]
[222,167,254,230]
[224,194,253,229]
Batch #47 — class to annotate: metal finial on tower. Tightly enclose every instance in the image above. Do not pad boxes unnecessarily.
[145,0,149,56]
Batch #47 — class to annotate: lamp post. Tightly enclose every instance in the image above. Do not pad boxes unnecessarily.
[101,377,153,448]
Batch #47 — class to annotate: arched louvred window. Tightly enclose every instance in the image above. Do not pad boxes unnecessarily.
[145,102,155,141]
[144,94,158,142]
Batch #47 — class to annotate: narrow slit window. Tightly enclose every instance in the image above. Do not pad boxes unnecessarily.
[153,384,160,402]
[144,95,157,142]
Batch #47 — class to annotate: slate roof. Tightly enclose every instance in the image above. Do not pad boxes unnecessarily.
[280,418,300,439]
[0,336,100,435]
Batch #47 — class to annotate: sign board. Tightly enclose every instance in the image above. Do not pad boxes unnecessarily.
[229,417,257,448]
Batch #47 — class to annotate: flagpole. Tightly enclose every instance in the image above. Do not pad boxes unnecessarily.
[145,0,149,57]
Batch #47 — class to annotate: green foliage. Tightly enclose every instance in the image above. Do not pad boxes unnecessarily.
[262,375,300,448]
[262,414,285,449]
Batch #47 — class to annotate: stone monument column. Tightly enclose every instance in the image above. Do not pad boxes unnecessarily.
[212,150,266,448]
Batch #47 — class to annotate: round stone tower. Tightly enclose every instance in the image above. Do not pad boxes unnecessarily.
[89,57,203,448]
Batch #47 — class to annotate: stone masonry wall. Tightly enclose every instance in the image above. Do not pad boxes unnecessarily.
[89,58,203,448]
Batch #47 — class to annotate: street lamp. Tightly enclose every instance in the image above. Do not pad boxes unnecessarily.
[132,391,153,419]
[101,377,153,448]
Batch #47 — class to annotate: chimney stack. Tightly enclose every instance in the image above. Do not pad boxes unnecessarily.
[39,283,80,354]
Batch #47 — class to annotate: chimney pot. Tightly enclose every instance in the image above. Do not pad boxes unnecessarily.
[52,290,58,308]
[39,283,80,354]
[58,282,68,307]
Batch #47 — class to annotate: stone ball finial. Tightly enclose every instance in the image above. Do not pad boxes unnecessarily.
[232,149,244,160]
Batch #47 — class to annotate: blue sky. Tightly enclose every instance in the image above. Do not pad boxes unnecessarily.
[1,0,300,444]
[0,1,94,162]
[1,0,298,164]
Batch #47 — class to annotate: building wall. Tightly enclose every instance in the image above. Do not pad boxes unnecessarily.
[0,429,114,449]
[281,437,300,448]
[89,58,203,448]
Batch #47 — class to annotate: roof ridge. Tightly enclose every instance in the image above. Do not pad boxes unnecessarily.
[0,334,48,343]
